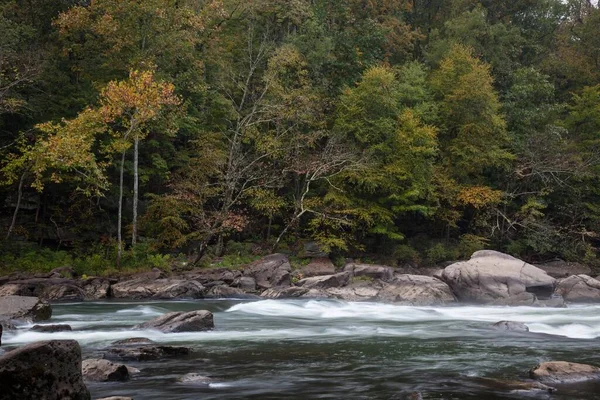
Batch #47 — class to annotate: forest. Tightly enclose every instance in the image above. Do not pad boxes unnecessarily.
[1,0,599,275]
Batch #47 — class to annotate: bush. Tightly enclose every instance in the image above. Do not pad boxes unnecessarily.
[392,244,421,265]
[425,243,459,265]
[457,234,488,258]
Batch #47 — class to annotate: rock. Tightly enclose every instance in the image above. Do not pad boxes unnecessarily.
[111,279,205,299]
[31,324,72,333]
[111,337,155,346]
[134,310,214,333]
[49,266,76,279]
[377,275,456,305]
[297,272,351,289]
[301,241,328,258]
[243,253,292,289]
[0,295,52,321]
[297,258,336,277]
[261,286,310,299]
[183,268,241,285]
[492,321,529,332]
[232,276,257,291]
[81,278,111,300]
[207,285,259,299]
[82,358,130,382]
[178,373,213,385]
[325,282,382,301]
[530,361,600,384]
[535,260,592,279]
[104,345,191,361]
[344,263,395,282]
[555,275,600,303]
[475,377,555,393]
[440,251,556,304]
[0,339,90,399]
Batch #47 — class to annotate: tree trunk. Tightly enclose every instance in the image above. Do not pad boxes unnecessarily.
[132,136,139,246]
[215,233,224,257]
[5,171,26,240]
[117,149,126,267]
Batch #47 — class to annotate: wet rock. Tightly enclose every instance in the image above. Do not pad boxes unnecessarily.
[178,373,213,385]
[207,285,259,299]
[0,339,90,399]
[111,279,205,299]
[297,258,336,278]
[0,295,52,321]
[476,377,556,393]
[82,358,130,382]
[535,260,592,279]
[232,276,257,291]
[555,275,600,303]
[344,263,394,282]
[104,345,191,361]
[535,295,566,308]
[440,251,556,304]
[134,310,214,333]
[377,275,456,306]
[297,272,351,289]
[31,324,72,333]
[491,321,529,332]
[111,337,155,346]
[243,253,292,289]
[530,361,600,384]
[261,286,310,299]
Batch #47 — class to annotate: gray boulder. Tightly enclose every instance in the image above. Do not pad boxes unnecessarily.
[82,358,130,382]
[297,258,336,277]
[111,279,205,299]
[232,276,257,291]
[344,263,394,282]
[243,253,291,289]
[261,286,310,299]
[492,321,529,332]
[206,285,259,299]
[530,361,600,384]
[0,339,90,399]
[0,295,51,321]
[296,272,351,289]
[134,310,214,333]
[325,282,382,302]
[440,251,556,304]
[377,275,456,305]
[555,275,600,303]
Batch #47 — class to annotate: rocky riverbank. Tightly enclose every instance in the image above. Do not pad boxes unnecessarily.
[1,250,600,307]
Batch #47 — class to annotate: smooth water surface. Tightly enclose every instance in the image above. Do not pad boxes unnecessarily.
[4,300,600,399]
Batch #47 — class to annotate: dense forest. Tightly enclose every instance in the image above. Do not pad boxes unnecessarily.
[1,0,600,274]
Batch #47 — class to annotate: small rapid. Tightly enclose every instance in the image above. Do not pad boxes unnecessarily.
[3,299,600,399]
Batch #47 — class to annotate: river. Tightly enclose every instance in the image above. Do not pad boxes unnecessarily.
[3,299,600,399]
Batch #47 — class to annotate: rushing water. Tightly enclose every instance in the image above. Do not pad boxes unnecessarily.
[3,299,600,399]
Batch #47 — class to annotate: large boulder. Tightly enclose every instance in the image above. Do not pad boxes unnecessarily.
[134,310,214,333]
[377,275,456,305]
[296,272,351,289]
[344,263,394,282]
[242,253,292,289]
[103,344,190,361]
[0,278,111,301]
[534,260,592,279]
[111,279,205,299]
[440,251,556,304]
[325,282,382,302]
[0,295,51,321]
[555,275,600,303]
[82,359,130,382]
[530,361,600,384]
[261,286,310,299]
[296,258,336,278]
[232,276,257,291]
[206,285,259,299]
[0,340,90,400]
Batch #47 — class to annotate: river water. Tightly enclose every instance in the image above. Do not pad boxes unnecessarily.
[3,299,600,399]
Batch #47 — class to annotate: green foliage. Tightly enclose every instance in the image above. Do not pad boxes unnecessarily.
[425,243,460,265]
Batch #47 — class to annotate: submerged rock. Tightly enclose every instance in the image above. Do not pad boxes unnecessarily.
[104,345,191,361]
[491,321,529,332]
[555,275,600,303]
[31,324,72,333]
[82,358,130,382]
[0,295,52,321]
[530,361,600,384]
[134,310,214,333]
[178,373,213,385]
[0,339,90,399]
[476,377,556,393]
[111,337,155,346]
[440,251,556,305]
